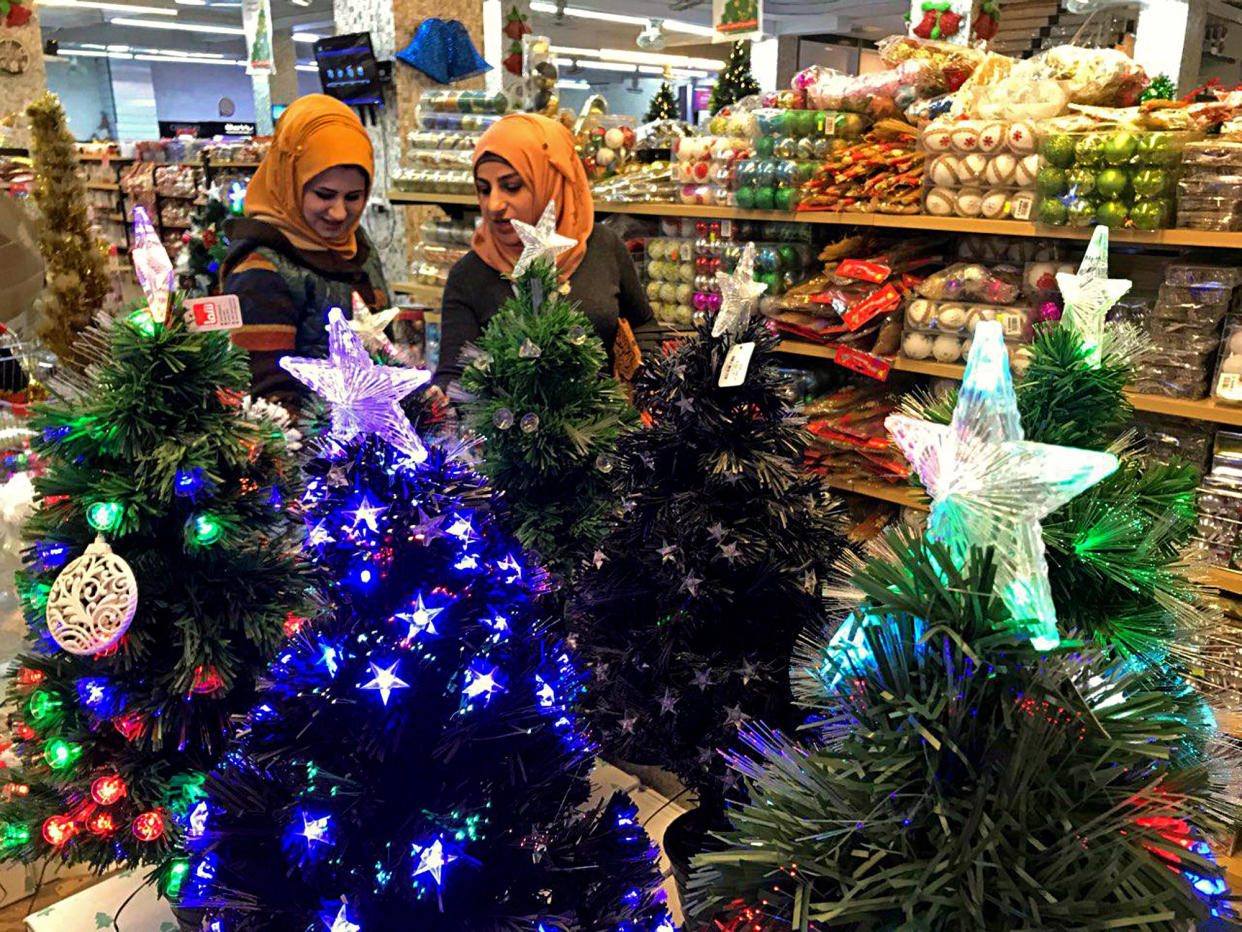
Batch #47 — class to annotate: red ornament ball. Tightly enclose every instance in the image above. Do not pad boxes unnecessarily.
[132,809,165,842]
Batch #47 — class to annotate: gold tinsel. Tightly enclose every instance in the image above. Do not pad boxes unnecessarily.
[26,93,109,372]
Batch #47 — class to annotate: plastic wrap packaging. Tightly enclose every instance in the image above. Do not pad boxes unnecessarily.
[798,123,925,214]
[878,35,986,94]
[900,328,1031,368]
[1028,45,1147,107]
[418,217,479,247]
[644,237,697,328]
[579,116,637,181]
[904,298,1031,339]
[917,262,1022,303]
[1134,413,1213,472]
[591,162,676,203]
[413,107,502,132]
[420,89,510,114]
[405,130,478,169]
[391,167,473,195]
[1178,141,1242,231]
[793,61,936,121]
[1213,321,1242,405]
[920,117,1038,219]
[955,235,1066,265]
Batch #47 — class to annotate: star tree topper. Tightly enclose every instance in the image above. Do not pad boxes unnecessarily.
[280,307,431,463]
[885,321,1118,650]
[130,206,175,325]
[712,241,767,337]
[511,200,577,279]
[1055,225,1131,367]
[347,291,401,355]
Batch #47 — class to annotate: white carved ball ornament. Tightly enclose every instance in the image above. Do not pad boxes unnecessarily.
[46,535,138,656]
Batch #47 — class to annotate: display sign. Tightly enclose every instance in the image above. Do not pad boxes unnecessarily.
[158,121,257,138]
[713,0,761,42]
[242,0,275,75]
[315,33,384,107]
[907,0,973,46]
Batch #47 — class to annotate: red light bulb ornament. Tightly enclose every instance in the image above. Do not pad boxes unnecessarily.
[90,774,127,806]
[189,665,224,695]
[87,811,117,837]
[42,815,76,846]
[132,809,165,842]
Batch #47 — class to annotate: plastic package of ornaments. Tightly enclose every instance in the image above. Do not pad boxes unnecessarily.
[1177,140,1242,231]
[644,238,697,328]
[921,118,1039,220]
[1212,319,1242,405]
[798,123,926,214]
[412,106,502,133]
[900,325,1031,369]
[418,217,478,247]
[793,60,939,121]
[390,167,473,195]
[578,117,637,182]
[1195,431,1242,568]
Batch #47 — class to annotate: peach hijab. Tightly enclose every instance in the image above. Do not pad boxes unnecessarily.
[471,113,593,281]
[244,94,374,259]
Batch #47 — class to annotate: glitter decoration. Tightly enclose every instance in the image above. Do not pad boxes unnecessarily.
[520,413,540,434]
[712,242,768,338]
[130,207,175,325]
[492,408,515,430]
[45,535,138,656]
[280,308,431,464]
[885,320,1118,650]
[1055,226,1131,367]
[510,200,577,279]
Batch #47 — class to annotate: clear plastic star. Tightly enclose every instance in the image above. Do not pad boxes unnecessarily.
[323,902,360,932]
[280,308,431,463]
[411,837,457,888]
[348,291,401,354]
[511,200,577,278]
[463,662,505,701]
[395,593,443,640]
[1055,225,1130,367]
[885,321,1118,650]
[359,660,410,706]
[299,813,332,847]
[130,207,175,325]
[712,242,768,337]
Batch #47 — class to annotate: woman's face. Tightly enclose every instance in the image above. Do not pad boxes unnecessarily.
[474,160,538,250]
[301,166,368,241]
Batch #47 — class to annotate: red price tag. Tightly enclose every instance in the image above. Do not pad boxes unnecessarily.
[184,295,242,331]
[834,346,892,382]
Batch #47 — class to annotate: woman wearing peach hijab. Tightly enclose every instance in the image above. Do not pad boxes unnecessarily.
[222,94,390,405]
[435,113,655,392]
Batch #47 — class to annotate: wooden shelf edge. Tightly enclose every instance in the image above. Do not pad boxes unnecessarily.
[392,281,444,303]
[822,475,929,512]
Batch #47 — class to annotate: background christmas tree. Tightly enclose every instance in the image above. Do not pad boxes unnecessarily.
[708,41,760,115]
[26,93,110,373]
[461,203,636,578]
[644,82,678,123]
[175,309,674,932]
[0,217,307,873]
[569,245,845,822]
[176,189,235,297]
[688,324,1238,930]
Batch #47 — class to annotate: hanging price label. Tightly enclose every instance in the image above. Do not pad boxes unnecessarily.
[834,346,891,381]
[718,341,756,388]
[184,295,243,331]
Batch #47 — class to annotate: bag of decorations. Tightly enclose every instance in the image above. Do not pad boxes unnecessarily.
[793,62,936,122]
[798,120,924,214]
[920,117,1039,220]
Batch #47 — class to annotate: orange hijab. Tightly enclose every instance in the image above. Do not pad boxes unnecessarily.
[471,114,593,281]
[244,94,374,260]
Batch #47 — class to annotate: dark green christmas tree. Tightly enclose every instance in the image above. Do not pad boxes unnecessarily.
[708,41,760,115]
[177,187,239,297]
[460,240,635,578]
[644,82,677,123]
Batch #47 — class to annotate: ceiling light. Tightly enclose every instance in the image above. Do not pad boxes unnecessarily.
[295,62,318,71]
[109,16,244,34]
[530,1,712,36]
[292,32,323,43]
[555,79,590,89]
[553,57,661,75]
[290,0,311,5]
[60,48,133,58]
[133,53,244,65]
[39,0,178,13]
[175,0,208,5]
[551,45,721,70]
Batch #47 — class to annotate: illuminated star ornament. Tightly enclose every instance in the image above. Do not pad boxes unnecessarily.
[130,206,175,325]
[298,812,333,848]
[411,836,457,889]
[360,660,410,706]
[885,321,1118,650]
[348,291,402,355]
[281,308,431,463]
[510,200,577,278]
[712,241,768,337]
[396,593,444,640]
[321,901,361,932]
[1055,225,1131,367]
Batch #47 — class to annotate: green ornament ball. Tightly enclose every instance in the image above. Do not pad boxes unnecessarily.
[1036,166,1068,197]
[1131,167,1169,198]
[1136,132,1178,167]
[753,186,775,211]
[777,244,799,268]
[1066,198,1096,227]
[773,188,796,212]
[1095,168,1129,200]
[734,186,756,209]
[1130,198,1172,230]
[1040,134,1076,169]
[1065,167,1096,196]
[1037,197,1068,226]
[1074,134,1106,167]
[1102,132,1138,165]
[1095,199,1129,228]
[755,136,774,157]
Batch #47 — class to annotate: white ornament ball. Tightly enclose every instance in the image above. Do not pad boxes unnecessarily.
[955,188,984,217]
[1007,121,1037,154]
[932,334,963,362]
[922,125,953,152]
[1230,332,1242,355]
[902,331,935,359]
[950,125,980,152]
[604,127,626,150]
[936,304,967,332]
[981,189,1010,219]
[984,153,1017,186]
[906,298,935,328]
[596,146,617,168]
[928,155,958,188]
[46,535,138,656]
[957,153,988,185]
[925,187,955,216]
[977,122,1006,153]
[1011,345,1034,374]
[1014,154,1040,188]
[1223,352,1242,373]
[646,281,661,301]
[966,306,996,332]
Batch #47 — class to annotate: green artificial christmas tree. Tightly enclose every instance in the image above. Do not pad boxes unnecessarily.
[708,41,760,115]
[644,82,678,123]
[460,202,636,577]
[0,210,308,874]
[688,322,1239,931]
[177,182,244,297]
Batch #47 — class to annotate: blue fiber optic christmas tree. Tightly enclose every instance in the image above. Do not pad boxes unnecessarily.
[172,306,675,931]
[686,322,1240,930]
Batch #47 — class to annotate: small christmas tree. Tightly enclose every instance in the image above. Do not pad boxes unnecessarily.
[174,309,674,932]
[687,324,1238,929]
[569,244,846,821]
[26,93,110,373]
[644,82,678,123]
[0,209,308,873]
[461,201,636,577]
[708,41,760,115]
[177,183,242,297]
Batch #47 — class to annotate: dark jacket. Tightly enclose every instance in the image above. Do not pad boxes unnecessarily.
[222,217,390,404]
[435,225,656,390]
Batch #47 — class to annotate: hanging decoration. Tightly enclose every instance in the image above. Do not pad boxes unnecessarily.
[1,0,31,28]
[396,18,491,85]
[45,535,139,656]
[1141,74,1177,103]
[130,206,175,326]
[973,0,1000,40]
[242,0,275,75]
[909,0,971,43]
[885,321,1118,650]
[1055,225,1131,367]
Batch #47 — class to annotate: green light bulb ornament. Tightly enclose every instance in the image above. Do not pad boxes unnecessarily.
[86,501,124,534]
[188,513,223,546]
[43,737,81,771]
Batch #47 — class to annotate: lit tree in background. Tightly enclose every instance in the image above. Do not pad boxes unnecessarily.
[688,323,1238,930]
[461,201,636,578]
[178,180,247,297]
[570,244,846,824]
[708,41,760,115]
[0,210,307,874]
[26,93,110,372]
[644,82,678,123]
[174,309,675,932]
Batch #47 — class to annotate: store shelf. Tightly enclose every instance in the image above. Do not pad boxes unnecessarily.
[822,475,928,511]
[203,160,260,169]
[161,221,191,230]
[85,181,119,191]
[77,154,131,162]
[387,190,1242,249]
[392,281,444,304]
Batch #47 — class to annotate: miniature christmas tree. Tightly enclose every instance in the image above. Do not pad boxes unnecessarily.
[688,323,1238,930]
[174,309,674,932]
[460,201,636,577]
[708,41,760,115]
[25,93,110,372]
[644,82,678,123]
[177,182,245,297]
[0,209,308,873]
[569,243,846,822]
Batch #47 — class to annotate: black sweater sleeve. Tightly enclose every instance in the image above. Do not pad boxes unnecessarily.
[435,255,485,391]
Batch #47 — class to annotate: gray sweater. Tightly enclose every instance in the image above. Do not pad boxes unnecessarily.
[435,225,656,389]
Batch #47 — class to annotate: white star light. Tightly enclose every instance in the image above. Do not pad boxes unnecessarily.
[348,291,402,354]
[323,902,360,932]
[412,837,457,889]
[347,495,386,533]
[885,321,1118,650]
[299,812,333,847]
[1055,225,1131,367]
[396,593,444,641]
[712,241,768,337]
[360,660,410,706]
[511,200,578,278]
[463,663,505,702]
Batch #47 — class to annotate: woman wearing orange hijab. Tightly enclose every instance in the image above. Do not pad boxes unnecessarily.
[222,94,390,405]
[435,113,654,391]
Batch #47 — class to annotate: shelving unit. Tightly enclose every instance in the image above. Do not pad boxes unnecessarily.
[392,281,444,305]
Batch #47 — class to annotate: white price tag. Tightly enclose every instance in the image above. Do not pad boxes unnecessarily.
[184,295,243,331]
[1218,371,1242,401]
[721,219,733,238]
[1011,192,1034,222]
[718,341,756,388]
